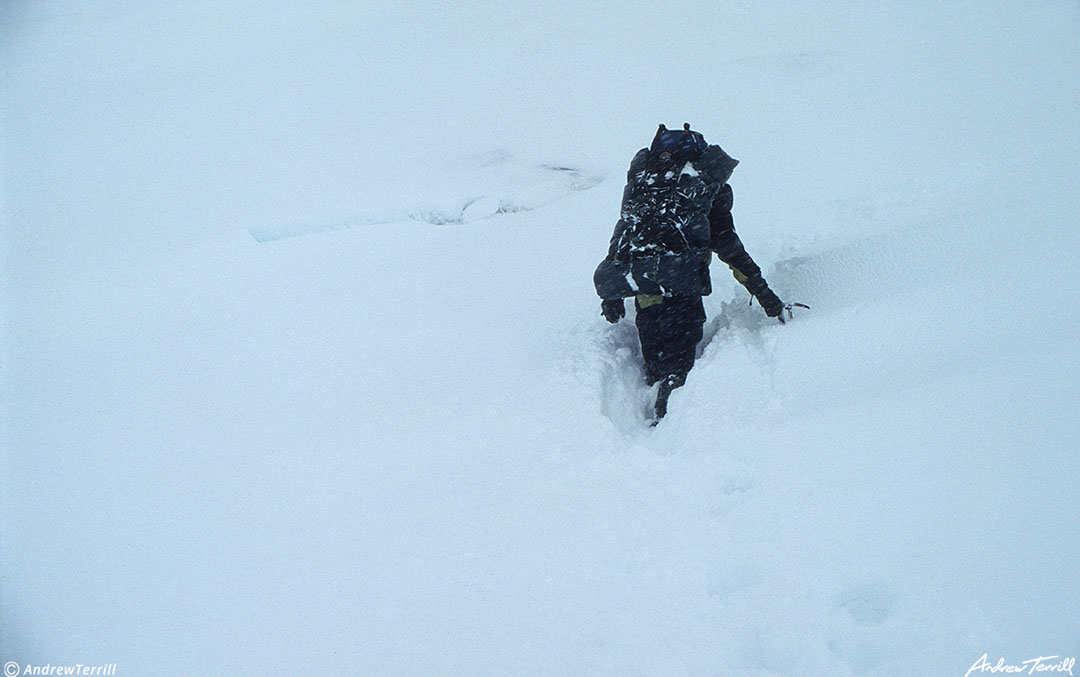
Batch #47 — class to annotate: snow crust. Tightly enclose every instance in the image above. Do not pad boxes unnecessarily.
[3,1,1079,674]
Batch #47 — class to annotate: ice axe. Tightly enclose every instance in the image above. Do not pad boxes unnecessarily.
[777,302,810,324]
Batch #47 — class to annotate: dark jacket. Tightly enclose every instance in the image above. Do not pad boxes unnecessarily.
[594,144,763,300]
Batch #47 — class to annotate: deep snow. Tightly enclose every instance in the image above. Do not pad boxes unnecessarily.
[3,1,1079,675]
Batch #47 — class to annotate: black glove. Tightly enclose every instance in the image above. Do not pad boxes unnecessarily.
[756,287,781,317]
[756,287,784,319]
[601,299,625,323]
[744,274,784,319]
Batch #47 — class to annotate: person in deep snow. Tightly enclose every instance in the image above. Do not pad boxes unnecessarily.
[594,123,789,421]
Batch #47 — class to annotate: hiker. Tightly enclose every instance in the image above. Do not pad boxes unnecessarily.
[594,123,789,421]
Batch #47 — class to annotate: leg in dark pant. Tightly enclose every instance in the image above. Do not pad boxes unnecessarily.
[635,295,706,387]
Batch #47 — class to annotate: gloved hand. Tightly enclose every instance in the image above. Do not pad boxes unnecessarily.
[742,273,784,319]
[755,287,785,320]
[601,299,625,323]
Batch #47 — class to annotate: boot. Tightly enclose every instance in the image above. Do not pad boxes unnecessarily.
[651,373,686,425]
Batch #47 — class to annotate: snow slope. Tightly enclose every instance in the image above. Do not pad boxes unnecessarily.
[3,1,1079,674]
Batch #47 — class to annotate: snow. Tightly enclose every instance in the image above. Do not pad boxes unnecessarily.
[3,1,1079,674]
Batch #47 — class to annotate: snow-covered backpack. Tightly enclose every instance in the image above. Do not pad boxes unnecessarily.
[594,124,736,299]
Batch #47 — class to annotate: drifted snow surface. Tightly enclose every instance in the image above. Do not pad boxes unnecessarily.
[3,2,1079,675]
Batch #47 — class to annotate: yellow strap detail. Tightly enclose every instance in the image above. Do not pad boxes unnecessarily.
[727,264,749,285]
[636,294,664,310]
